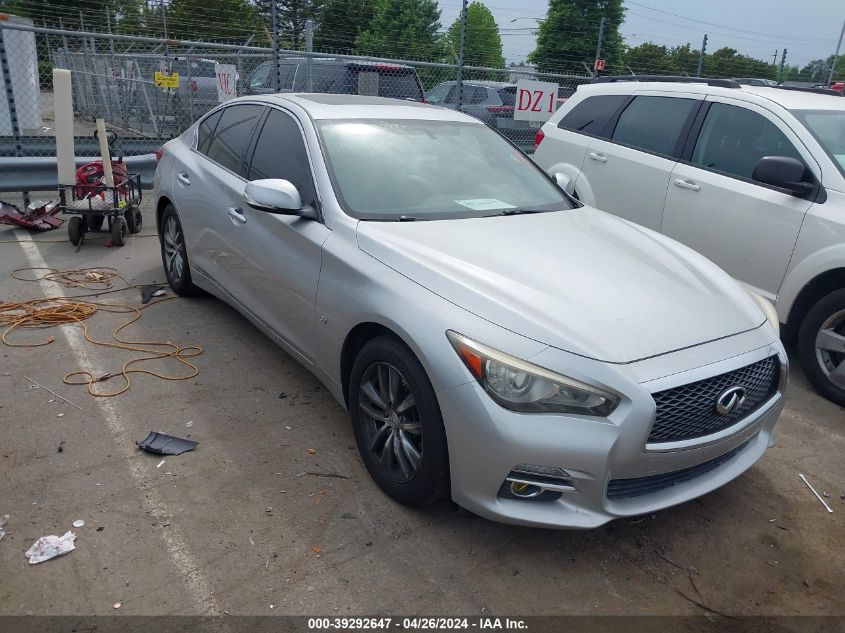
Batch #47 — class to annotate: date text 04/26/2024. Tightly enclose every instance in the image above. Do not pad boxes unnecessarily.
[307,617,528,630]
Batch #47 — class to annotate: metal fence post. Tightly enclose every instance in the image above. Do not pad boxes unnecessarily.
[271,0,280,92]
[696,34,708,77]
[455,0,468,109]
[593,16,605,78]
[305,19,314,92]
[0,25,29,206]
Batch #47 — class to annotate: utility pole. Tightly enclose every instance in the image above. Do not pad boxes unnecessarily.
[593,16,606,78]
[778,49,787,83]
[455,0,468,109]
[271,0,280,92]
[828,16,845,84]
[696,34,708,77]
[159,0,168,40]
[772,49,778,65]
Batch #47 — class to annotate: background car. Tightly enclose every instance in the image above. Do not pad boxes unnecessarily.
[426,80,537,151]
[245,58,425,101]
[154,93,785,528]
[533,76,845,406]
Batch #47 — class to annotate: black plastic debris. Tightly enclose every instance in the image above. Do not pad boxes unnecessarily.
[137,432,198,456]
[140,285,166,304]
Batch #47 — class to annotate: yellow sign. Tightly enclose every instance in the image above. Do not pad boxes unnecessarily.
[154,71,180,89]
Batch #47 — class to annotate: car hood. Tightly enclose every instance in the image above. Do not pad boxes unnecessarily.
[356,207,765,364]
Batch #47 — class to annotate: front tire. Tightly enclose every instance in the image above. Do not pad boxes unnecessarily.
[797,289,845,406]
[159,204,197,296]
[349,336,450,506]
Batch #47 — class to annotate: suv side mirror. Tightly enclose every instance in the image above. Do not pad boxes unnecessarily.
[244,179,315,219]
[752,156,815,196]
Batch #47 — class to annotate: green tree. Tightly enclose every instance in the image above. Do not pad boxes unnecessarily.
[800,54,845,82]
[446,1,504,75]
[0,0,109,29]
[313,0,374,54]
[355,0,443,62]
[623,42,676,75]
[254,0,323,50]
[167,0,264,43]
[529,0,625,74]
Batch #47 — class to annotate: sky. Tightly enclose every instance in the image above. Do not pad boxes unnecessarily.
[437,0,845,70]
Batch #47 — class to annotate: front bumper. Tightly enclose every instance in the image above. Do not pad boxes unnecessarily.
[439,340,786,529]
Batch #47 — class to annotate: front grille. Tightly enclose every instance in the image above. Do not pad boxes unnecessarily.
[607,440,749,500]
[648,356,779,443]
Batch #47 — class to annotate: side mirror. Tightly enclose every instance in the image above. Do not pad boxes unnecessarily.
[752,156,815,196]
[244,179,312,217]
[553,172,575,195]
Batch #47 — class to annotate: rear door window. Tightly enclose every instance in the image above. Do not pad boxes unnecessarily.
[376,70,422,100]
[204,104,264,175]
[558,94,628,137]
[248,109,317,208]
[611,96,698,157]
[249,63,271,90]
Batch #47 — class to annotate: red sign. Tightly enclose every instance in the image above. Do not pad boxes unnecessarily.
[594,59,606,71]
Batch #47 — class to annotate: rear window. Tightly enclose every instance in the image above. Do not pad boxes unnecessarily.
[558,94,628,137]
[498,88,516,106]
[374,70,422,100]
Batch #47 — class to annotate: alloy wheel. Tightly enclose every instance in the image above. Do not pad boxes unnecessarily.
[815,308,845,389]
[163,215,185,284]
[357,361,423,483]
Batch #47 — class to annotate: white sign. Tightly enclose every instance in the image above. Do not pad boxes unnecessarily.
[513,79,560,122]
[215,64,238,103]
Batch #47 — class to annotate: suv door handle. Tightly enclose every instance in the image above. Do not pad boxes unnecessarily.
[176,173,191,186]
[674,178,701,191]
[227,207,247,224]
[588,152,607,162]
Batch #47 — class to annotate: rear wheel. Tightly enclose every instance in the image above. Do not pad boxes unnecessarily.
[797,289,845,407]
[349,336,450,506]
[159,205,197,296]
[110,216,127,246]
[68,216,84,245]
[125,207,142,233]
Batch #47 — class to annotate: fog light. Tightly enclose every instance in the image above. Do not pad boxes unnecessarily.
[510,481,542,498]
[513,464,571,480]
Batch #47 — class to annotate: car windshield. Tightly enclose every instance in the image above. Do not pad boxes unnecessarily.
[792,109,845,175]
[316,119,570,220]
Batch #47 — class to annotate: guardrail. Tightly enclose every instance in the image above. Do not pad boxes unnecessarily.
[0,154,156,192]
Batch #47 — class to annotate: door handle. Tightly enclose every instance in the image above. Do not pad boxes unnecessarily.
[674,178,701,191]
[227,207,247,224]
[588,152,607,163]
[176,173,190,186]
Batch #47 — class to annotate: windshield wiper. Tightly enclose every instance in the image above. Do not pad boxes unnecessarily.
[486,208,549,217]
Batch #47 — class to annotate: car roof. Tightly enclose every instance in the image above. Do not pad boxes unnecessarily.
[431,80,514,89]
[248,93,486,122]
[260,57,415,70]
[576,80,845,111]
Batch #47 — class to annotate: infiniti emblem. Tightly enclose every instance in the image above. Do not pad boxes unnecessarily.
[715,386,747,415]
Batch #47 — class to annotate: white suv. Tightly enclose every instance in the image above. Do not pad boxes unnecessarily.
[533,78,845,406]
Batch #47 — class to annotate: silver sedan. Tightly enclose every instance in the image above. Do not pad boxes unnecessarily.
[154,94,787,528]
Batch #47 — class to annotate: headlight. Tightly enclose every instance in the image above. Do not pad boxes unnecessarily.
[748,290,780,336]
[446,331,620,416]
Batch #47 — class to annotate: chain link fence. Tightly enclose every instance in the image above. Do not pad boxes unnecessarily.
[0,15,590,178]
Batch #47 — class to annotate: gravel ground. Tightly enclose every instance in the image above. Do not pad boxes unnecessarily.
[0,195,843,623]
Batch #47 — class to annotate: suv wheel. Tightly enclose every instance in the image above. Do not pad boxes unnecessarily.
[349,336,450,506]
[797,289,845,406]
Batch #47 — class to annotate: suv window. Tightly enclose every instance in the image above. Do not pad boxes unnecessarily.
[612,96,697,157]
[558,94,628,136]
[692,102,805,180]
[468,86,488,104]
[248,109,317,208]
[426,83,452,104]
[197,109,223,155]
[376,70,422,100]
[205,104,264,175]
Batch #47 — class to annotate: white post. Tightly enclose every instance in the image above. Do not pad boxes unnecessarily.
[53,68,77,186]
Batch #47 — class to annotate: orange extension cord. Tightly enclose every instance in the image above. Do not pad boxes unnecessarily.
[0,267,202,397]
